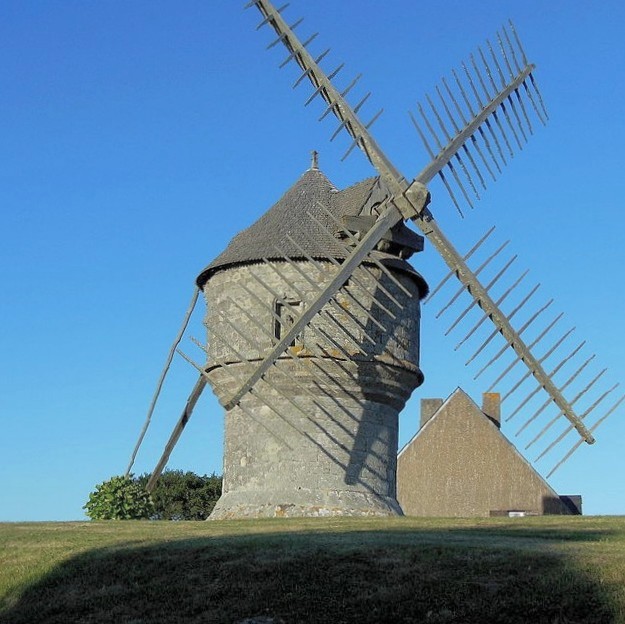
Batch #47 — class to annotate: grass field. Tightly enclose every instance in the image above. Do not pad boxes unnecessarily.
[1,516,625,623]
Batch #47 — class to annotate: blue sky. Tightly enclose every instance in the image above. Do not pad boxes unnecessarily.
[1,1,624,521]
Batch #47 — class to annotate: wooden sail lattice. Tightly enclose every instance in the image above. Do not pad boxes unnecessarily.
[127,1,622,487]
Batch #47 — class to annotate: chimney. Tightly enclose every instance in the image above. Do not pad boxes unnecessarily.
[420,398,443,428]
[482,392,501,428]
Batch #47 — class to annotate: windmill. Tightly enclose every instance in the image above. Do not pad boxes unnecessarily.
[127,1,623,518]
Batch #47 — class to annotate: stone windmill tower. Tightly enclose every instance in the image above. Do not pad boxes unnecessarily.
[196,163,427,518]
[131,1,623,518]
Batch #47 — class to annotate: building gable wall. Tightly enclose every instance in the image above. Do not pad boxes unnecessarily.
[397,390,570,517]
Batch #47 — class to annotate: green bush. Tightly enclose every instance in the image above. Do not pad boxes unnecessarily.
[137,470,222,520]
[84,475,154,520]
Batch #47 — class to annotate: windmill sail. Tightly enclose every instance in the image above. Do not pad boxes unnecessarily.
[130,1,620,488]
[239,0,600,455]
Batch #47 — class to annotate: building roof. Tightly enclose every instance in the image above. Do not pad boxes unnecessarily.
[196,166,426,293]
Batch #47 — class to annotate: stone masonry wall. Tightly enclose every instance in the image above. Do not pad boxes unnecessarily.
[202,258,424,518]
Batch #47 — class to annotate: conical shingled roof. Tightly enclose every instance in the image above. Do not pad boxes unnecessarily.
[196,167,423,290]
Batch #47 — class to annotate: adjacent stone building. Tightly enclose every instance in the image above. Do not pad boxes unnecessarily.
[197,163,428,518]
[397,389,581,517]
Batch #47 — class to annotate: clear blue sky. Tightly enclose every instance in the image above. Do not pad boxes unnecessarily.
[1,1,624,521]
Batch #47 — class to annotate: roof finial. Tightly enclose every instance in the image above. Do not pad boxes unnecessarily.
[310,149,319,170]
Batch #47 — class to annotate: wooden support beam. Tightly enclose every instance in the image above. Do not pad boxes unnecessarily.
[146,375,207,493]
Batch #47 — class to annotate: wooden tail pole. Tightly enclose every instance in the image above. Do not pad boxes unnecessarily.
[146,375,207,493]
[126,287,200,476]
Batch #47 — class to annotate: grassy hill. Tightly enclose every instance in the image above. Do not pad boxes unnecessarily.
[2,516,625,623]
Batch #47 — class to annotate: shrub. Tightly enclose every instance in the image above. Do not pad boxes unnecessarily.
[137,470,222,520]
[84,475,154,520]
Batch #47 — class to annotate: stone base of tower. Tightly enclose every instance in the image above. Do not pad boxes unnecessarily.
[205,359,422,521]
[209,488,402,520]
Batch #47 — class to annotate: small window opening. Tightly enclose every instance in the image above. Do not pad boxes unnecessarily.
[274,298,304,347]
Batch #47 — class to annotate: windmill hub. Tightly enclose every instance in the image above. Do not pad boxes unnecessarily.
[398,180,431,219]
[197,166,428,518]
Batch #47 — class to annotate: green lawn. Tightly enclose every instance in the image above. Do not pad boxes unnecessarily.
[2,516,625,623]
